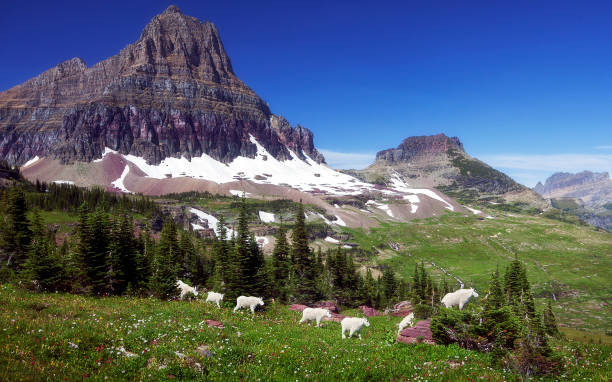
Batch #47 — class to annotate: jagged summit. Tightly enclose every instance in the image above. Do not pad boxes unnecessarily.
[354,133,545,207]
[0,6,324,166]
[376,133,464,162]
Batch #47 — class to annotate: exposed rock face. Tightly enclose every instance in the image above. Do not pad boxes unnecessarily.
[356,134,545,207]
[534,171,610,200]
[534,171,612,231]
[0,5,324,166]
[376,134,463,163]
[397,320,435,345]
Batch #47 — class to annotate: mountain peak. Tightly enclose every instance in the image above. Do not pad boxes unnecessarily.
[376,133,464,162]
[162,5,182,14]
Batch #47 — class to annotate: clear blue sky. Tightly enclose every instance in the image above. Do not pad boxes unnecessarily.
[1,0,611,186]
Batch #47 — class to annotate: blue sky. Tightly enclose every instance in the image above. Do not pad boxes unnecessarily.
[1,0,611,186]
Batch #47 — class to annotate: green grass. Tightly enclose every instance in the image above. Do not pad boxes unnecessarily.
[1,286,610,381]
[343,210,612,333]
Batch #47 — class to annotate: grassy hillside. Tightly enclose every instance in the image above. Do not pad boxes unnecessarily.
[343,210,612,335]
[1,286,610,381]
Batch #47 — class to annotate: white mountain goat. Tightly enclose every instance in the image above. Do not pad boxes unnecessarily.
[299,308,331,327]
[233,296,264,313]
[176,280,198,300]
[205,291,224,308]
[441,288,479,310]
[341,317,370,339]
[397,312,415,335]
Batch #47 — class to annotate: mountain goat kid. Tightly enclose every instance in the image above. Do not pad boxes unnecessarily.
[176,280,198,300]
[397,312,415,335]
[441,288,479,310]
[205,291,224,308]
[299,308,331,327]
[340,317,370,339]
[233,296,264,313]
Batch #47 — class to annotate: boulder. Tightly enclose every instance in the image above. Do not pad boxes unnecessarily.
[397,319,435,345]
[289,304,309,312]
[205,320,224,329]
[322,313,345,323]
[390,300,413,317]
[359,305,382,317]
[313,300,340,314]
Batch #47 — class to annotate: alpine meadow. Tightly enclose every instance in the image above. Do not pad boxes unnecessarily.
[0,3,611,381]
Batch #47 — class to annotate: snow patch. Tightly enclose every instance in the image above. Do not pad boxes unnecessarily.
[378,204,394,218]
[111,164,131,193]
[464,206,481,215]
[191,223,206,230]
[333,215,347,227]
[324,236,340,244]
[103,136,375,196]
[342,245,352,249]
[93,147,118,163]
[258,211,275,223]
[22,156,40,167]
[389,172,455,211]
[53,180,74,185]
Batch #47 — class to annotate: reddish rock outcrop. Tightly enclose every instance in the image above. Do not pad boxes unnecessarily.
[289,304,309,312]
[397,320,435,345]
[0,5,324,167]
[390,300,414,317]
[313,301,340,314]
[359,305,381,317]
[205,320,224,329]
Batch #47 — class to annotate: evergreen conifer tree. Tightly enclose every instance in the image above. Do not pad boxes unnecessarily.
[271,224,290,299]
[291,202,317,302]
[150,220,179,299]
[23,210,65,291]
[382,266,397,306]
[1,188,31,269]
[542,300,560,337]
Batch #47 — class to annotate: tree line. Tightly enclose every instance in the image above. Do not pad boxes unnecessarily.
[0,181,435,310]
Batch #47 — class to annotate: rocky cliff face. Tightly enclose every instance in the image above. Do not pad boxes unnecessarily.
[355,133,545,207]
[534,171,610,197]
[0,5,324,166]
[534,171,611,218]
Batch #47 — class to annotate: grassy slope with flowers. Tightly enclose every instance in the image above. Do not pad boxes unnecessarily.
[1,285,610,381]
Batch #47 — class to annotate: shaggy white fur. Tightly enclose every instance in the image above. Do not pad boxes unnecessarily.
[340,317,370,339]
[299,308,331,327]
[441,288,479,310]
[205,291,224,308]
[233,296,264,313]
[176,280,198,300]
[397,312,415,335]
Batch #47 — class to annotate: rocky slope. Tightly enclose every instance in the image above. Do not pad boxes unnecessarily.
[0,5,324,166]
[534,171,612,231]
[353,134,546,208]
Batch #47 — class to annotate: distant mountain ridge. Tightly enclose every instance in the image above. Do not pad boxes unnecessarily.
[533,171,611,230]
[0,5,324,166]
[353,133,545,208]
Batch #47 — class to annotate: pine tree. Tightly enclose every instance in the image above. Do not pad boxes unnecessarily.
[291,202,317,302]
[23,210,65,291]
[1,188,31,269]
[363,268,377,307]
[178,231,196,281]
[211,216,230,291]
[382,266,397,306]
[107,213,137,295]
[150,220,179,299]
[486,267,504,310]
[542,300,560,337]
[80,208,110,295]
[271,224,290,299]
